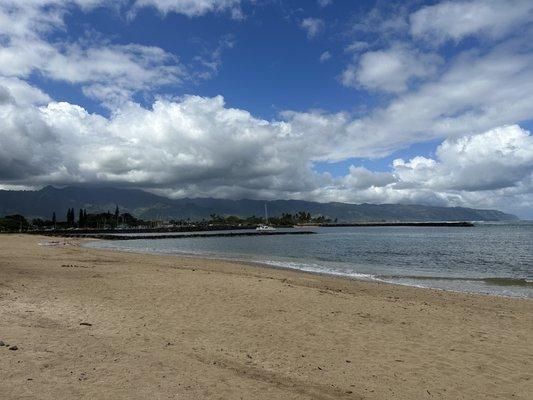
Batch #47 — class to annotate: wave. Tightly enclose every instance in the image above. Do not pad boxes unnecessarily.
[377,274,533,288]
[253,260,533,290]
[482,277,533,287]
[251,259,533,292]
[258,259,378,281]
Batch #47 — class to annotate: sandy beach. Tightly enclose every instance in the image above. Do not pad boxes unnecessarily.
[0,234,531,399]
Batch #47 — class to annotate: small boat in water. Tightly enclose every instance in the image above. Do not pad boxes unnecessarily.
[256,224,276,231]
[257,203,276,231]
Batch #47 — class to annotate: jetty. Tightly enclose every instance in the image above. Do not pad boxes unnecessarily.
[304,221,475,228]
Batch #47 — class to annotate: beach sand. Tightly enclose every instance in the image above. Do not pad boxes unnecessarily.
[0,234,531,399]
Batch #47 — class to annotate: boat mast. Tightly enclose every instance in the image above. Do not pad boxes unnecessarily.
[264,203,269,225]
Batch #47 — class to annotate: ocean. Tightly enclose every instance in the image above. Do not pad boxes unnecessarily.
[86,222,533,298]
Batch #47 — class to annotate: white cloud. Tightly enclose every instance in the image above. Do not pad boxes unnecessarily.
[383,125,533,215]
[0,90,310,196]
[0,1,233,107]
[349,2,409,39]
[341,44,442,92]
[344,41,368,54]
[191,35,235,81]
[0,77,51,106]
[0,36,185,107]
[133,0,244,18]
[410,0,533,43]
[340,166,395,190]
[319,51,331,62]
[325,126,533,215]
[317,0,332,8]
[394,125,533,191]
[300,18,325,39]
[323,39,533,161]
[335,0,533,164]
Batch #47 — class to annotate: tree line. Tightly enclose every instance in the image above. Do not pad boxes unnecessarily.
[203,211,332,226]
[0,206,144,231]
[1,207,333,232]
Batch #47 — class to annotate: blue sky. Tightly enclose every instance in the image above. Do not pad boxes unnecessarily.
[1,0,533,217]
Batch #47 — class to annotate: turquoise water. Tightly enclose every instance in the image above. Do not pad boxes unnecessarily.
[87,222,533,298]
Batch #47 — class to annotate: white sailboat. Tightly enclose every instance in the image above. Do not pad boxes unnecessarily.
[256,203,276,231]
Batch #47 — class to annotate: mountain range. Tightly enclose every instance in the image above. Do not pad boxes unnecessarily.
[0,186,518,222]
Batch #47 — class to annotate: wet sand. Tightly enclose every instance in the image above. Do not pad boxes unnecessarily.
[0,234,532,399]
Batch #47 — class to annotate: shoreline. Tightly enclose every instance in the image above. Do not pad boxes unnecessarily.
[2,234,532,399]
[84,238,533,300]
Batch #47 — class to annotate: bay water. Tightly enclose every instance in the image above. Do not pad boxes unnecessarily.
[86,222,533,298]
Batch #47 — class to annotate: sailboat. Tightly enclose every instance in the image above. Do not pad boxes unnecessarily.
[256,203,276,231]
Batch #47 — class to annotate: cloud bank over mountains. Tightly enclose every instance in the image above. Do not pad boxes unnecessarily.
[0,0,532,217]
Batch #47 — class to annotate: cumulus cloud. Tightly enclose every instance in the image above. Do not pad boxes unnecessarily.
[0,91,63,181]
[300,18,325,39]
[410,0,533,43]
[383,125,533,216]
[326,126,533,214]
[1,77,532,215]
[341,44,442,92]
[394,125,533,191]
[0,89,311,196]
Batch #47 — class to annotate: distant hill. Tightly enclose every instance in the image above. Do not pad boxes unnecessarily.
[0,185,518,222]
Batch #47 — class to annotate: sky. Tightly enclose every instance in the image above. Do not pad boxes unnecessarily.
[0,0,532,218]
